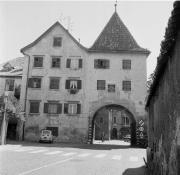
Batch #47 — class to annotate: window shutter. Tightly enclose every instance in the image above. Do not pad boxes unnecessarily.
[64,103,68,114]
[57,104,62,114]
[77,104,81,114]
[66,59,71,68]
[28,78,33,88]
[65,80,70,89]
[77,80,82,89]
[94,60,98,68]
[44,103,48,113]
[79,59,82,68]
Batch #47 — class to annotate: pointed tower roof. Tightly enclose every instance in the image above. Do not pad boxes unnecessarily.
[89,12,149,54]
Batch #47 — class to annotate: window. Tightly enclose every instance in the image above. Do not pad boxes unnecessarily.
[46,127,58,136]
[65,80,81,89]
[52,57,61,68]
[66,59,82,69]
[34,56,43,67]
[28,78,41,88]
[5,79,14,91]
[49,78,60,90]
[97,80,106,90]
[53,37,62,47]
[64,103,81,114]
[30,101,40,113]
[94,59,109,69]
[122,60,131,69]
[122,81,131,91]
[122,116,130,126]
[108,84,115,92]
[44,103,62,114]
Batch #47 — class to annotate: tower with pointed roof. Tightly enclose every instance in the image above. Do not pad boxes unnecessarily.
[19,7,149,144]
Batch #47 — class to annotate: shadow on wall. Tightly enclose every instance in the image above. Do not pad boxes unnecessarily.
[122,166,147,175]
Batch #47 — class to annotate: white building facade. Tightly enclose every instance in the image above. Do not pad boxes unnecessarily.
[20,11,149,143]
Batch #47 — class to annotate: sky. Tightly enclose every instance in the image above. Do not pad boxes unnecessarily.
[0,1,174,78]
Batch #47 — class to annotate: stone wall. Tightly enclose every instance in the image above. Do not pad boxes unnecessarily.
[147,31,180,175]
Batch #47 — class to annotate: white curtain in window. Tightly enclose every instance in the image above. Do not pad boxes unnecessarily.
[68,104,77,114]
[70,80,77,89]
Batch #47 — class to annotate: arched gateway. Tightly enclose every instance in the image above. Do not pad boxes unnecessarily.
[90,104,137,146]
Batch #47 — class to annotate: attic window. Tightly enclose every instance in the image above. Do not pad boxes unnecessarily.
[53,37,62,47]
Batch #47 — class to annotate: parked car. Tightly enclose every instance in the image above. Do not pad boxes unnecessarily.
[123,134,131,142]
[39,129,53,143]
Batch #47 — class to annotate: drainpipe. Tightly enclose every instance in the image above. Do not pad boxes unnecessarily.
[21,52,30,141]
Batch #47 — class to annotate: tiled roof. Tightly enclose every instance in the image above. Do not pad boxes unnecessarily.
[0,57,24,70]
[0,57,24,77]
[146,1,180,107]
[89,12,149,54]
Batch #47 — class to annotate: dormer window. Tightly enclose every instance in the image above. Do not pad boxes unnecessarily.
[53,37,62,47]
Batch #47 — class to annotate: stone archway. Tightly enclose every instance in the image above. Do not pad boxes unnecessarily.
[91,104,136,146]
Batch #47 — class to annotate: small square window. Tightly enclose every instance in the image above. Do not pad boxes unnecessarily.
[53,37,62,47]
[108,84,115,92]
[34,57,43,67]
[30,101,40,113]
[49,78,59,90]
[122,81,131,91]
[52,57,61,68]
[122,60,131,69]
[97,80,106,90]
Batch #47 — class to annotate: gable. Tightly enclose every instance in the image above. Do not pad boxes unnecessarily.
[21,21,87,54]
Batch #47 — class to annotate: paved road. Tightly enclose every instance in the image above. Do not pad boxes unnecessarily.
[0,141,147,175]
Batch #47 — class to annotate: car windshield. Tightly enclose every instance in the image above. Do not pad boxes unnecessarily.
[42,130,51,135]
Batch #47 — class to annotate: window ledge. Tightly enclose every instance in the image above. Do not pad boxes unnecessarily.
[29,113,40,115]
[65,114,80,116]
[49,89,60,91]
[29,88,41,90]
[33,67,44,69]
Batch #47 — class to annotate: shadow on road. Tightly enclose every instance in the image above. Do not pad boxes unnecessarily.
[122,166,147,175]
[5,140,145,150]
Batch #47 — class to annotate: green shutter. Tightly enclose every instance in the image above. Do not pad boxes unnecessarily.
[66,59,71,68]
[44,103,48,113]
[57,104,62,114]
[77,104,81,114]
[65,80,70,89]
[77,80,82,89]
[79,59,82,68]
[64,103,68,114]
